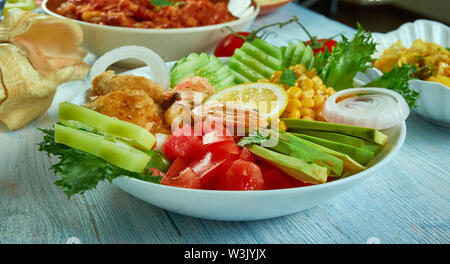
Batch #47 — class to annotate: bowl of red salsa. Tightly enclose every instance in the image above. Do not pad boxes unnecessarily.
[42,0,260,65]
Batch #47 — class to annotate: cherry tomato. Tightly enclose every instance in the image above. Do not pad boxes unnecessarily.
[214,32,250,57]
[164,125,205,162]
[305,39,338,56]
[216,160,266,191]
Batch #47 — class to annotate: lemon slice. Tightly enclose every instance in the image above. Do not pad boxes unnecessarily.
[205,82,288,121]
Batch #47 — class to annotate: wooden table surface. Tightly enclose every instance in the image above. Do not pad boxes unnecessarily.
[1,3,449,244]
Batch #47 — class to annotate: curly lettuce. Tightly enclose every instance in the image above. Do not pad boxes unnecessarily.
[316,23,377,91]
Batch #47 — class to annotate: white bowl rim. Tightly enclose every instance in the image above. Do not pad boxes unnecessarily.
[112,122,406,196]
[41,0,260,34]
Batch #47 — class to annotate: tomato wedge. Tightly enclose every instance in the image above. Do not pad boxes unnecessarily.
[162,158,201,189]
[260,168,293,190]
[239,147,255,162]
[189,151,229,189]
[216,160,265,191]
[164,125,205,162]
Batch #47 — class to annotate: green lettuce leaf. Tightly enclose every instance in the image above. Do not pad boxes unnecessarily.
[318,23,376,91]
[38,128,161,198]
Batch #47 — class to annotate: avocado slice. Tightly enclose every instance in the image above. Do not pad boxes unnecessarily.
[277,131,343,176]
[294,134,374,166]
[246,144,328,184]
[281,118,388,145]
[269,140,331,176]
[295,130,382,154]
[297,138,367,172]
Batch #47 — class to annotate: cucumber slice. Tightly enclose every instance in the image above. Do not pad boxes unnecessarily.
[290,41,306,66]
[170,53,209,87]
[230,69,252,84]
[250,39,284,62]
[170,53,236,90]
[229,57,266,82]
[283,42,297,68]
[239,42,283,71]
[300,45,314,70]
[233,49,275,78]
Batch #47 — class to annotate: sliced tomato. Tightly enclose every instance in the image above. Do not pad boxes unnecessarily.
[162,159,201,189]
[164,126,205,162]
[202,128,233,145]
[189,151,229,189]
[260,168,293,190]
[149,167,167,178]
[239,147,255,162]
[215,160,266,191]
[165,158,188,180]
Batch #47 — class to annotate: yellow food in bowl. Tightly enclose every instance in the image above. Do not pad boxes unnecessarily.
[374,39,450,87]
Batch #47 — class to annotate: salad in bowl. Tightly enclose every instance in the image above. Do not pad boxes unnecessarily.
[38,18,411,220]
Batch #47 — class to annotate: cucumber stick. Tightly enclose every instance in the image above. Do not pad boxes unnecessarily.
[283,41,315,70]
[170,53,236,90]
[230,39,284,83]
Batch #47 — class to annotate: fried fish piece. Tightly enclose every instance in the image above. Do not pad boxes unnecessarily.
[92,70,166,104]
[86,88,169,134]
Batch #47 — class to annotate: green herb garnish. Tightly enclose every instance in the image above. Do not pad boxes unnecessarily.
[151,0,184,7]
[237,129,273,147]
[364,64,419,108]
[279,69,297,86]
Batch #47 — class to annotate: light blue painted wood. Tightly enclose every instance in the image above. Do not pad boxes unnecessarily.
[0,3,449,244]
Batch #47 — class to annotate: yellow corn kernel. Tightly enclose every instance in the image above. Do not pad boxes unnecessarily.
[279,120,287,131]
[301,97,315,108]
[311,76,323,86]
[316,89,325,95]
[294,64,307,76]
[313,94,325,108]
[301,108,315,118]
[326,87,336,96]
[287,86,302,98]
[300,78,314,91]
[302,116,315,121]
[281,111,290,118]
[288,109,302,119]
[301,89,315,98]
[306,69,318,78]
[271,71,282,83]
[286,99,301,112]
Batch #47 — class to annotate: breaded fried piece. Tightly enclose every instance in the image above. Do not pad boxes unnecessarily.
[92,71,165,104]
[86,88,170,134]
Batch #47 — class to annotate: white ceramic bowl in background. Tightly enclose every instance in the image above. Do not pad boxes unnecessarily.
[372,19,450,127]
[71,59,406,221]
[42,0,259,66]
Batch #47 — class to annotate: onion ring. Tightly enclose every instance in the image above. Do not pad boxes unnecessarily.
[321,88,409,130]
[89,45,170,90]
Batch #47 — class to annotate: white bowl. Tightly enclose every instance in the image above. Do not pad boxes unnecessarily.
[71,59,406,221]
[42,0,259,66]
[372,19,450,127]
